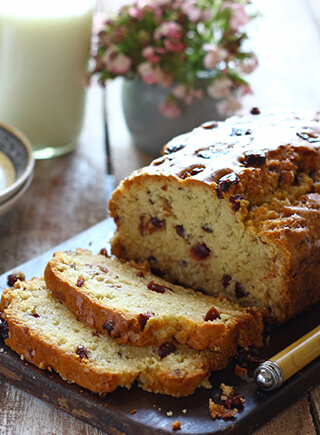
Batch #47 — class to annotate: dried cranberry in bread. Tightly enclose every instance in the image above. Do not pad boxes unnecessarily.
[109,110,320,322]
[0,278,233,397]
[44,249,264,351]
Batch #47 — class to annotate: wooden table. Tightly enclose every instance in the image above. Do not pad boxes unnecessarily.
[0,0,319,433]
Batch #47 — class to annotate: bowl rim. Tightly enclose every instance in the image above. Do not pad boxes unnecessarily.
[0,170,34,218]
[0,121,35,204]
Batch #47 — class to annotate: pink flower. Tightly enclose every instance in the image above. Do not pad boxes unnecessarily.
[108,53,132,74]
[155,47,167,54]
[98,31,112,48]
[203,44,228,69]
[181,1,203,22]
[159,99,181,119]
[172,84,188,99]
[173,84,193,104]
[102,46,116,66]
[202,8,212,21]
[217,97,242,116]
[138,62,172,86]
[102,46,132,75]
[154,22,185,52]
[154,22,183,40]
[142,46,161,63]
[223,2,250,32]
[207,77,232,99]
[93,54,105,71]
[239,55,259,74]
[138,62,158,84]
[113,26,127,44]
[136,1,163,19]
[192,88,203,99]
[128,7,144,19]
[184,88,203,104]
[164,39,186,53]
[154,67,173,86]
[172,85,203,104]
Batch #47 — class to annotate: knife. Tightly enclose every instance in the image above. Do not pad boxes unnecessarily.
[255,324,320,390]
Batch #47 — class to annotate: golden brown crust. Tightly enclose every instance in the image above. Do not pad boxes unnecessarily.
[44,249,264,351]
[258,193,320,321]
[158,111,320,191]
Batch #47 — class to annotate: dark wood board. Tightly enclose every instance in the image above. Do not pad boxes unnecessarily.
[0,218,319,435]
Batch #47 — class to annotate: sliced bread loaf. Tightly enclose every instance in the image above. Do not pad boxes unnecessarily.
[44,249,264,351]
[0,278,236,397]
[108,111,320,322]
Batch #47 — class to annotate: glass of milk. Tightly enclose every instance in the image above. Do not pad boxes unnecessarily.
[0,0,94,159]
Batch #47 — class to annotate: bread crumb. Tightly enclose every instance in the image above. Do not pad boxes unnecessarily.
[166,411,173,417]
[172,421,181,431]
[7,270,25,287]
[209,399,238,420]
[220,383,234,398]
[182,409,187,414]
[131,409,137,414]
[234,364,248,379]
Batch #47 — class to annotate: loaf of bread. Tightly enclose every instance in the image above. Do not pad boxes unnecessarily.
[109,110,320,322]
[0,278,234,397]
[44,249,264,351]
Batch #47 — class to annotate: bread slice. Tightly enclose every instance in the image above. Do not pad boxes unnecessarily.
[44,249,264,352]
[0,278,237,397]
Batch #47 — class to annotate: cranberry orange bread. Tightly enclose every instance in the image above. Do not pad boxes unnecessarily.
[0,278,234,397]
[109,110,320,322]
[44,249,264,351]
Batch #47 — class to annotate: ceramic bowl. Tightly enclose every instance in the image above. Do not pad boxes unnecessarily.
[0,122,34,205]
[0,171,33,218]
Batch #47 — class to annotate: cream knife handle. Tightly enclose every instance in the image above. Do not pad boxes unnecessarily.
[255,325,320,390]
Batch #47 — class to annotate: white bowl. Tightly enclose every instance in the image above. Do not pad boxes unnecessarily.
[0,122,34,205]
[0,171,33,218]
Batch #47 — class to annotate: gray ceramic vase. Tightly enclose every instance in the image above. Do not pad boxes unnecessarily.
[121,78,226,156]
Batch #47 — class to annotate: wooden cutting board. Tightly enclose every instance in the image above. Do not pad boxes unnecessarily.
[0,218,319,435]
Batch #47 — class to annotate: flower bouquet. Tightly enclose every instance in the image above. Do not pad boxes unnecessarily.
[91,0,258,119]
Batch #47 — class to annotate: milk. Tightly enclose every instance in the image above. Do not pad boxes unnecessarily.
[0,0,94,158]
